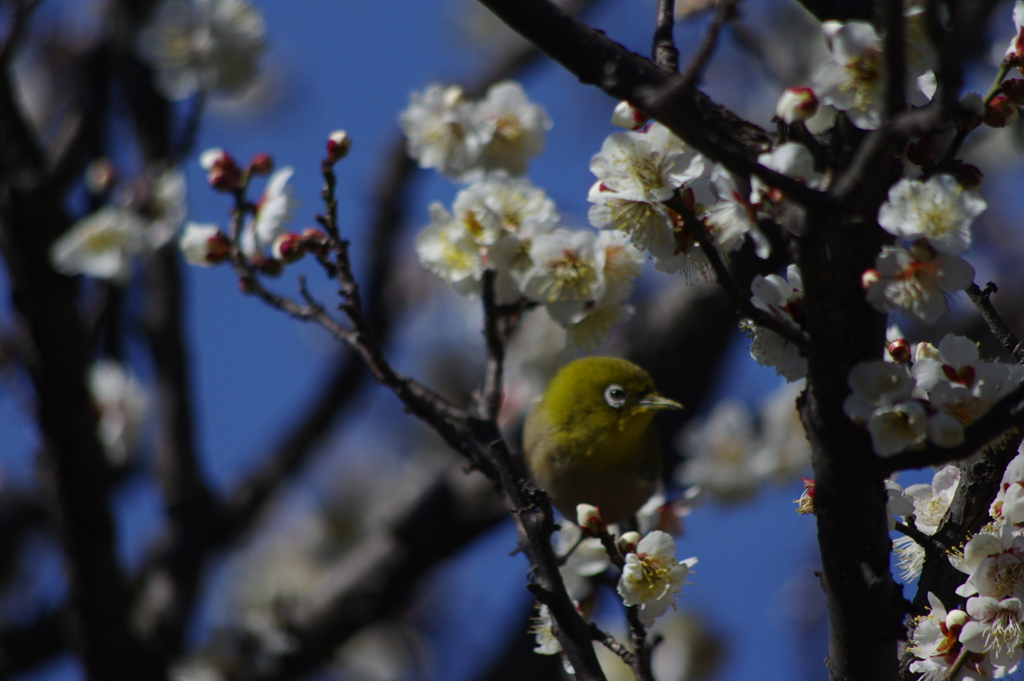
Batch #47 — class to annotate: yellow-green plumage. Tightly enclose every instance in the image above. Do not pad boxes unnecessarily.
[523,356,682,524]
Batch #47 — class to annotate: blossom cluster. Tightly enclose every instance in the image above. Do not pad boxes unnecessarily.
[536,521,697,668]
[899,446,1024,679]
[399,81,550,180]
[405,82,650,349]
[844,334,1024,457]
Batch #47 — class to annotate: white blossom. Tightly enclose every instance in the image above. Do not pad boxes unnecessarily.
[844,360,916,423]
[864,244,974,325]
[87,360,148,465]
[909,592,978,681]
[960,596,1024,676]
[617,531,697,627]
[522,229,605,324]
[746,265,807,382]
[415,202,485,295]
[50,207,146,283]
[587,123,705,263]
[894,466,960,580]
[242,166,296,258]
[775,87,819,124]
[705,164,770,259]
[878,175,986,256]
[750,142,821,205]
[813,21,885,129]
[136,0,265,101]
[399,84,486,179]
[475,81,551,176]
[179,222,229,266]
[953,527,1024,600]
[530,604,563,656]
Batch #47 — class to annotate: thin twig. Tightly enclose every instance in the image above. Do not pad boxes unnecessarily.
[893,520,948,553]
[589,623,637,667]
[940,647,970,681]
[677,0,737,90]
[476,271,506,422]
[652,0,679,72]
[966,282,1024,364]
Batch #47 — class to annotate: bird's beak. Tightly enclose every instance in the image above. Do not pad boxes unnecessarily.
[638,393,683,411]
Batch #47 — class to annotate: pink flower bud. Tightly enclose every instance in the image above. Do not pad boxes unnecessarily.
[200,148,242,191]
[617,531,641,554]
[326,130,352,163]
[611,100,649,130]
[272,232,305,263]
[904,138,935,168]
[249,153,273,175]
[861,269,880,289]
[576,503,607,535]
[984,94,1019,128]
[775,87,819,124]
[887,339,911,363]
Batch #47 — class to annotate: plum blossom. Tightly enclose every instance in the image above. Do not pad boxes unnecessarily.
[909,592,980,681]
[843,360,925,456]
[521,229,605,324]
[400,85,486,179]
[611,100,648,130]
[750,142,821,205]
[136,0,266,101]
[960,596,1024,676]
[813,22,885,129]
[893,466,960,580]
[475,81,551,176]
[617,531,697,627]
[878,175,986,256]
[745,265,807,382]
[416,203,486,295]
[952,526,1024,599]
[561,231,645,350]
[587,122,706,266]
[864,242,974,325]
[50,207,146,283]
[179,222,230,266]
[704,164,770,259]
[241,166,296,258]
[911,335,1024,447]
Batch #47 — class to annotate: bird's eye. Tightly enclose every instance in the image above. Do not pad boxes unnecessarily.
[604,384,627,408]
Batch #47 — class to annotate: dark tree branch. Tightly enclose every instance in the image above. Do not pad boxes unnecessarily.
[652,0,679,71]
[966,282,1024,363]
[473,0,827,209]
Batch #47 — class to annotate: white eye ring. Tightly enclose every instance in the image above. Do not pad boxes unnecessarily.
[604,384,627,408]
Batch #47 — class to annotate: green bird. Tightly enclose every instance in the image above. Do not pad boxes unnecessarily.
[523,356,683,524]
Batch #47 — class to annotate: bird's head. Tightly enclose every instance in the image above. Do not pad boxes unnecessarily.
[540,356,682,442]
